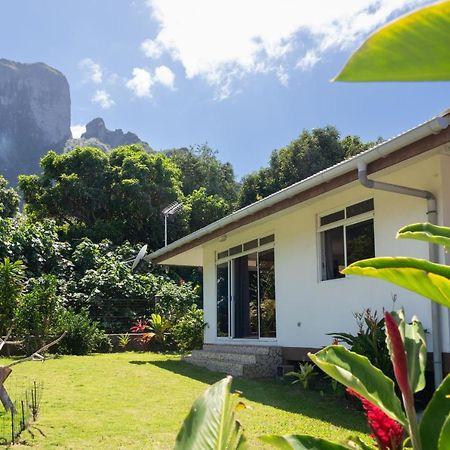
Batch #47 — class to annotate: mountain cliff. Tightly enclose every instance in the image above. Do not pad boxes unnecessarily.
[0,59,71,182]
[64,118,151,153]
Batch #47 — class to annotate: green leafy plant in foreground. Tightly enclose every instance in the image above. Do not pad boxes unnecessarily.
[329,308,393,380]
[174,376,247,450]
[174,223,450,449]
[334,1,450,81]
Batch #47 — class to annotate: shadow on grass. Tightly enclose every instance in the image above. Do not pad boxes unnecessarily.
[129,358,368,434]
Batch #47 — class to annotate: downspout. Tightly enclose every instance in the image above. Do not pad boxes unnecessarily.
[357,161,443,387]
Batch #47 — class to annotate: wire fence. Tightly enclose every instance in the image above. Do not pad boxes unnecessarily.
[0,380,43,445]
[91,297,152,333]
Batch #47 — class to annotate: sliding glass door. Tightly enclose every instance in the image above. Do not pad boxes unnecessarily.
[216,244,276,339]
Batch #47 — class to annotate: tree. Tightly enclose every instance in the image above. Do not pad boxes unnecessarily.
[0,176,19,218]
[237,127,383,208]
[19,145,185,248]
[185,188,231,232]
[341,135,384,159]
[166,144,238,204]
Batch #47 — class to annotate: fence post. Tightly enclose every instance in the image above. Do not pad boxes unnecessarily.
[10,410,14,445]
[21,400,25,431]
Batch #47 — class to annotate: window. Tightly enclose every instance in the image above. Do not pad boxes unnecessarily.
[319,199,375,281]
[216,235,276,338]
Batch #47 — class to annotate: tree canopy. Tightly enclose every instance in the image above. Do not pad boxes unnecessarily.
[0,175,19,218]
[237,127,382,208]
[19,145,184,249]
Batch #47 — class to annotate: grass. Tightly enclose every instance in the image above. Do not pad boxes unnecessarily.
[0,353,368,449]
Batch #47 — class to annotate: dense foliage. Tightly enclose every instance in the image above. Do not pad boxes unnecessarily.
[0,176,19,218]
[238,127,382,207]
[164,144,238,204]
[19,145,184,248]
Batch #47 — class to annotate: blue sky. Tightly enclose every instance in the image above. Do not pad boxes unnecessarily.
[1,0,448,178]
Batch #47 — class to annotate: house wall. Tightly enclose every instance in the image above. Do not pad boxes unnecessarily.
[202,153,450,355]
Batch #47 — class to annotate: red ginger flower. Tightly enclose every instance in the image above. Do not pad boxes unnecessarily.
[384,312,414,408]
[347,388,404,450]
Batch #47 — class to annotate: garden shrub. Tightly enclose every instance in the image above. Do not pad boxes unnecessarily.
[155,280,200,323]
[0,257,26,334]
[56,309,110,355]
[329,308,393,379]
[171,305,205,352]
[16,274,65,352]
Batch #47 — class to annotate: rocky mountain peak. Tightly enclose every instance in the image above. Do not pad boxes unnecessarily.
[81,117,149,150]
[0,59,71,182]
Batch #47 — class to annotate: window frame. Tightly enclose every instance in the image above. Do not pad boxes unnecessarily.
[214,235,276,340]
[317,199,375,282]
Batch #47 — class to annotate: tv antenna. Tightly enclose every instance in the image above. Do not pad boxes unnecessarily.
[162,201,183,246]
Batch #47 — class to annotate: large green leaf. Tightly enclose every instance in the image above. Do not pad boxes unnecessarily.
[397,223,450,250]
[334,1,450,81]
[260,435,351,450]
[420,373,450,450]
[308,346,407,427]
[389,310,427,393]
[174,376,247,450]
[342,257,450,308]
[438,415,450,450]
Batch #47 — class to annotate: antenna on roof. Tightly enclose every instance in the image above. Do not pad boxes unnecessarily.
[162,201,183,247]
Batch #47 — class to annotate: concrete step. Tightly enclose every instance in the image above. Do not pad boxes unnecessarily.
[184,355,244,376]
[184,344,282,378]
[202,343,274,355]
[190,350,257,364]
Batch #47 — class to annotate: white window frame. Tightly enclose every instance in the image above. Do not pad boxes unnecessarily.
[317,199,375,282]
[214,236,276,340]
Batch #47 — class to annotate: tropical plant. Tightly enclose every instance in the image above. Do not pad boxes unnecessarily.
[171,304,205,352]
[329,308,393,379]
[148,313,171,346]
[16,274,64,352]
[342,224,450,309]
[334,1,450,82]
[285,362,318,390]
[56,309,110,355]
[118,333,131,349]
[174,376,247,450]
[130,314,171,349]
[0,257,26,334]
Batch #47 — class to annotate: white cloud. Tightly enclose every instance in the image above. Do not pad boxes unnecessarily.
[296,50,321,71]
[79,58,103,84]
[126,66,176,98]
[92,90,115,109]
[71,124,86,139]
[154,65,175,89]
[126,68,154,97]
[145,0,428,98]
[141,38,163,58]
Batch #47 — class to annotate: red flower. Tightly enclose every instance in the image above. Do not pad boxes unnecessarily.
[130,319,148,333]
[384,312,414,408]
[347,388,404,450]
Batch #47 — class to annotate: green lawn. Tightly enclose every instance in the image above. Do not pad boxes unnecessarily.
[1,353,368,449]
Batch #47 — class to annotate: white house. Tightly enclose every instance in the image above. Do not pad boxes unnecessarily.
[148,110,450,381]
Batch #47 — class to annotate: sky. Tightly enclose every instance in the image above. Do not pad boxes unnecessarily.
[0,0,448,178]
